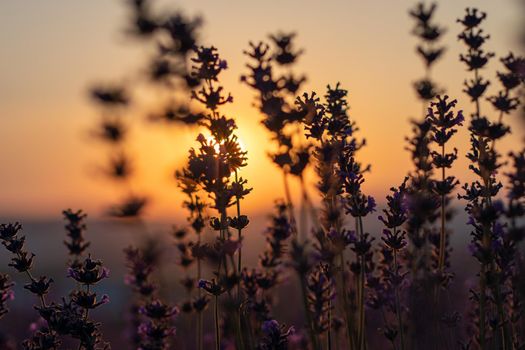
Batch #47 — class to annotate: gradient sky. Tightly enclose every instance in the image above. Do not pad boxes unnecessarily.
[0,0,523,220]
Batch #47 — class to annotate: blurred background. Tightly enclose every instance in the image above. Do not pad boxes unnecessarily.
[0,0,523,347]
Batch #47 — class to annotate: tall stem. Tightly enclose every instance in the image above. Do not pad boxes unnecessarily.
[233,171,246,350]
[438,143,446,272]
[283,171,298,235]
[197,232,203,350]
[473,67,486,350]
[234,170,243,299]
[393,248,405,350]
[339,253,355,349]
[357,216,366,350]
[300,177,308,242]
[299,274,319,350]
[215,295,220,350]
[328,296,332,350]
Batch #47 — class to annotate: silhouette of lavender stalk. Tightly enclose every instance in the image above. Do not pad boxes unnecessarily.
[1,216,110,349]
[239,201,293,348]
[0,223,58,346]
[488,53,522,123]
[177,171,207,350]
[199,279,225,350]
[498,150,525,348]
[377,178,409,350]
[179,45,250,350]
[90,0,205,217]
[297,83,373,350]
[307,264,335,350]
[483,50,522,349]
[341,138,375,350]
[456,7,525,349]
[410,2,446,112]
[0,273,13,321]
[406,7,449,344]
[124,245,178,349]
[258,319,295,349]
[457,8,498,348]
[297,83,368,349]
[231,170,250,301]
[289,238,319,349]
[426,96,463,273]
[409,1,451,283]
[89,85,149,219]
[242,34,309,236]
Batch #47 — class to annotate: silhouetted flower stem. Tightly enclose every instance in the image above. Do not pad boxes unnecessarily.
[283,171,298,236]
[408,10,447,342]
[338,253,356,350]
[179,45,250,349]
[392,247,405,350]
[410,2,446,106]
[356,216,366,350]
[241,36,307,238]
[476,82,489,350]
[0,223,57,343]
[233,170,248,350]
[26,271,48,312]
[457,9,496,347]
[197,229,203,350]
[214,295,220,350]
[328,299,333,350]
[300,174,319,230]
[235,170,243,296]
[427,96,463,275]
[299,183,308,243]
[438,144,446,272]
[378,179,409,349]
[299,272,319,350]
[77,283,91,350]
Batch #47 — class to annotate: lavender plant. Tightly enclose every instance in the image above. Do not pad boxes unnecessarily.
[241,34,310,235]
[427,95,463,274]
[0,272,13,318]
[375,179,409,350]
[3,2,525,350]
[295,83,374,350]
[457,7,525,349]
[175,45,251,350]
[0,213,110,350]
[90,84,148,219]
[409,2,445,106]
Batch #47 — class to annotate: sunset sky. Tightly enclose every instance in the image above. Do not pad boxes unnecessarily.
[0,0,523,220]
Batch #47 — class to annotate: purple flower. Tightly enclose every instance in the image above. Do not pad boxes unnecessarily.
[0,273,14,319]
[367,196,377,213]
[140,299,179,320]
[262,319,280,334]
[218,59,228,69]
[259,319,295,350]
[68,257,109,285]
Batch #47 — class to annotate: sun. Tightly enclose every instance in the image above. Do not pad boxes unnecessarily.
[205,135,246,154]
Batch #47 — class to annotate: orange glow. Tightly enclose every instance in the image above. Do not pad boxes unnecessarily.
[0,0,523,220]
